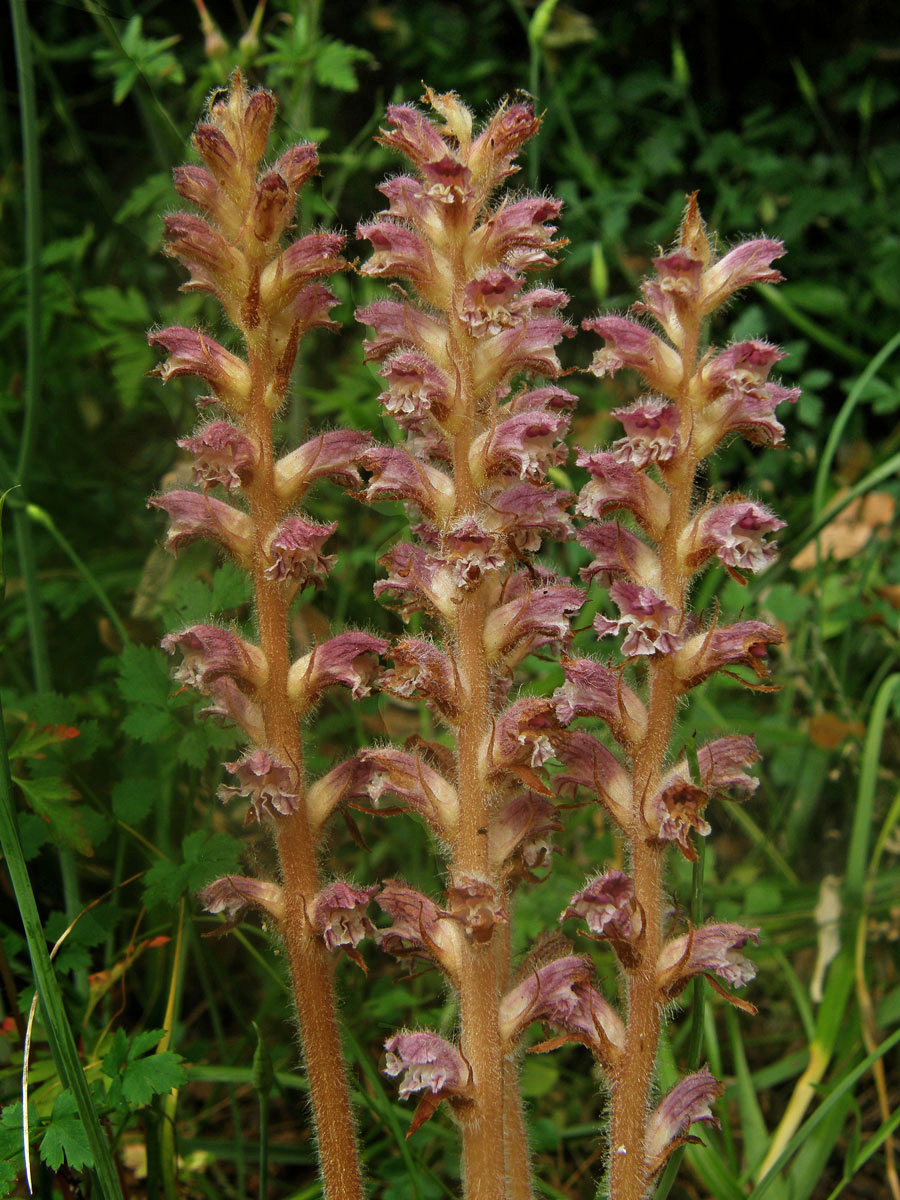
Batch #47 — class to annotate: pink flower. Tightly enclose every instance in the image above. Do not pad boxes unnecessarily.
[358,221,436,291]
[472,409,570,483]
[490,792,561,874]
[306,755,373,832]
[483,585,584,661]
[507,385,579,416]
[553,731,631,828]
[483,482,574,552]
[701,238,785,312]
[645,780,712,861]
[274,429,372,505]
[378,638,459,720]
[645,1067,725,1177]
[359,446,455,521]
[445,876,508,943]
[289,282,344,336]
[562,870,640,947]
[376,881,463,976]
[582,316,682,396]
[287,632,389,705]
[473,197,564,270]
[441,517,505,588]
[377,105,450,167]
[593,581,684,657]
[472,314,574,393]
[147,491,254,563]
[377,351,452,424]
[575,451,670,540]
[490,697,559,772]
[263,517,337,586]
[676,621,782,691]
[499,955,625,1061]
[249,171,293,245]
[553,658,648,747]
[577,522,660,590]
[658,923,760,995]
[198,875,283,921]
[356,747,458,834]
[198,676,264,742]
[173,165,223,219]
[610,396,680,468]
[470,101,541,184]
[310,881,378,951]
[259,232,346,312]
[219,748,299,820]
[356,299,447,363]
[162,213,244,302]
[177,421,260,491]
[383,1030,469,1100]
[271,142,319,193]
[685,500,785,577]
[374,542,456,620]
[698,340,800,451]
[161,624,267,694]
[659,736,760,801]
[149,326,251,412]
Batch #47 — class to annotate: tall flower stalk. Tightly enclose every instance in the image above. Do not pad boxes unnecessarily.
[557,196,797,1198]
[147,73,382,1200]
[355,90,582,1198]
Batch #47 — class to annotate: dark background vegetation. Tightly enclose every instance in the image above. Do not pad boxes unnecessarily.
[1,1,899,1197]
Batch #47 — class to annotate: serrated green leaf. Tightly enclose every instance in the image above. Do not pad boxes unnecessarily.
[122,1050,185,1106]
[8,721,81,760]
[143,831,242,907]
[121,707,176,744]
[312,40,370,92]
[39,1092,93,1173]
[117,644,174,711]
[13,777,92,855]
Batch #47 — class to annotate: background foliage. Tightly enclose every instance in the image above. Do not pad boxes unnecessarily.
[1,1,899,1197]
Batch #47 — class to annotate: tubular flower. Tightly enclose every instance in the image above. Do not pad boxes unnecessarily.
[645,1068,726,1177]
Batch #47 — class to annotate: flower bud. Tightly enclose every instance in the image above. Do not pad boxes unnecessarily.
[644,1067,725,1178]
[149,326,252,413]
[288,632,389,708]
[553,658,648,748]
[147,491,254,564]
[198,875,283,921]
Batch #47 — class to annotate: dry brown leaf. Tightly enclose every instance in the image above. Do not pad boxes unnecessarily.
[792,490,895,570]
[808,712,866,749]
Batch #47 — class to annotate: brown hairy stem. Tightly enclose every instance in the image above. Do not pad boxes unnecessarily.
[245,351,364,1200]
[608,319,701,1200]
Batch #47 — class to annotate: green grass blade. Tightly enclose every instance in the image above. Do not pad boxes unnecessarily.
[748,1026,900,1199]
[0,693,124,1199]
[812,331,900,519]
[847,673,900,901]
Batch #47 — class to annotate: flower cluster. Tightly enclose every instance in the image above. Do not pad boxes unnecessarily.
[550,196,792,1190]
[147,77,793,1200]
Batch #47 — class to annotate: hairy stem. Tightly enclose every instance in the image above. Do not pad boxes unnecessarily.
[609,319,701,1200]
[245,356,364,1200]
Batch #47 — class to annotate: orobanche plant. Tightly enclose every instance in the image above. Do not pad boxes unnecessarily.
[148,72,796,1200]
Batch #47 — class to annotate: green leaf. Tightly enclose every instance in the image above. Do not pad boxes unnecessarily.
[13,776,92,855]
[312,39,370,92]
[143,831,242,908]
[102,1028,186,1109]
[111,778,158,823]
[117,644,174,711]
[39,1091,93,1173]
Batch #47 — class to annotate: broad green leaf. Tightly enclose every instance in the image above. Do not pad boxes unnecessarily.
[143,831,242,908]
[39,1092,93,1173]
